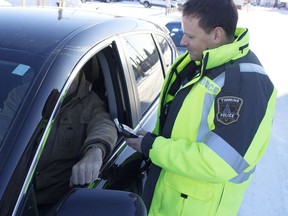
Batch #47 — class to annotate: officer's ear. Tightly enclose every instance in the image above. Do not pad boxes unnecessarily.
[210,27,226,45]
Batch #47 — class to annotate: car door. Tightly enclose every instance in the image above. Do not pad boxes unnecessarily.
[11,42,126,215]
[93,32,176,195]
[10,30,177,215]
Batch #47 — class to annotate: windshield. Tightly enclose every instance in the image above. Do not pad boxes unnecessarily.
[0,60,34,146]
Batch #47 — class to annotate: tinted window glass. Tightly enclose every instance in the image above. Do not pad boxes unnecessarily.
[0,60,34,146]
[123,34,164,115]
[155,34,173,74]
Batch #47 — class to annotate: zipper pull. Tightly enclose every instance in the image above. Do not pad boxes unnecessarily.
[164,103,170,115]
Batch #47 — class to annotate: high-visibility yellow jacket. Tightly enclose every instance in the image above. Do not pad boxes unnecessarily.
[141,27,277,216]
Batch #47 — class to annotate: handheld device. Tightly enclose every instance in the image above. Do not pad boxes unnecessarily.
[113,118,138,138]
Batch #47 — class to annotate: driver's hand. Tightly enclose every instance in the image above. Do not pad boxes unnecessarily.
[70,147,103,187]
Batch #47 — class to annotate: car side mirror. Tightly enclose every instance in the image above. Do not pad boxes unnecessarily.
[51,188,147,216]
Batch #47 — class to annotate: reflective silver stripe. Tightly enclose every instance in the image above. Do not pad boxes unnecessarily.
[213,71,225,87]
[197,93,214,141]
[203,132,249,171]
[197,74,224,141]
[239,63,267,75]
[230,166,256,183]
[203,132,254,183]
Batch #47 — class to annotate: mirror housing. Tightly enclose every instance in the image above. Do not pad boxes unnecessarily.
[52,188,147,216]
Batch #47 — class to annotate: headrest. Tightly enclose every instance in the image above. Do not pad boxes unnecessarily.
[83,56,99,84]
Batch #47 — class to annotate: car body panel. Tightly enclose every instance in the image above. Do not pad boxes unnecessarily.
[139,0,179,8]
[165,19,187,54]
[0,7,178,215]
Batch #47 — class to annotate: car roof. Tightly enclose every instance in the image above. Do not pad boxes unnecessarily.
[166,20,181,25]
[0,7,163,56]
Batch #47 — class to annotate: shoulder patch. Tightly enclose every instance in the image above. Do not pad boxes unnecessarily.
[216,96,243,125]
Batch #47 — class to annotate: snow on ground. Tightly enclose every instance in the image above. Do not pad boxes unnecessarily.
[237,6,288,215]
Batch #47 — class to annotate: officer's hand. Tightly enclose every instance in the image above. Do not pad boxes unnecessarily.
[125,130,147,153]
[70,147,103,187]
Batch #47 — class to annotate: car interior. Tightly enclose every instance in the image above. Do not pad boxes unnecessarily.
[88,47,145,194]
[11,44,145,215]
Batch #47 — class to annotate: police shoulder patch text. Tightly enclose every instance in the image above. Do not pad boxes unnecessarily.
[216,96,243,125]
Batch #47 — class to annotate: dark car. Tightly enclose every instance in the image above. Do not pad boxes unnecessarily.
[0,7,178,215]
[165,19,187,54]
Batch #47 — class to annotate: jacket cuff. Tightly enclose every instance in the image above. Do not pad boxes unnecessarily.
[83,144,105,156]
[81,143,107,159]
[141,132,157,158]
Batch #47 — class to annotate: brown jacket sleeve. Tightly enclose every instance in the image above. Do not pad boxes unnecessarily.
[80,92,118,160]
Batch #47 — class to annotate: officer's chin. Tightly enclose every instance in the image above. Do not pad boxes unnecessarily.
[188,52,197,61]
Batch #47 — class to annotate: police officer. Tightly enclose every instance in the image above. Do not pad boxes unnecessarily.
[126,0,277,215]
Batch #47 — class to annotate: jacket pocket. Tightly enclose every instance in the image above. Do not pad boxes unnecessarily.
[57,124,77,152]
[57,111,87,153]
[157,171,217,216]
